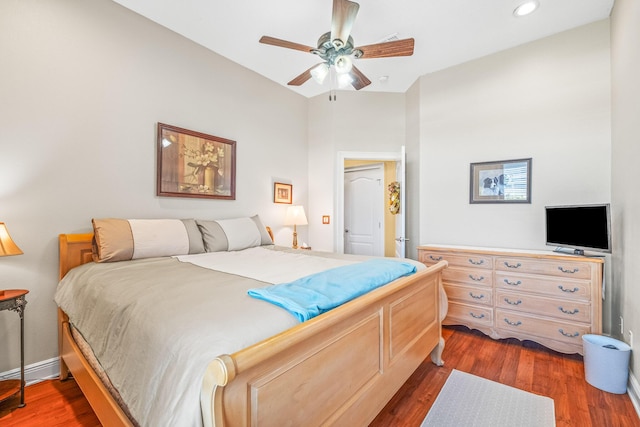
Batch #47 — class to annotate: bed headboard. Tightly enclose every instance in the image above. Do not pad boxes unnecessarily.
[58,233,94,280]
[58,226,275,280]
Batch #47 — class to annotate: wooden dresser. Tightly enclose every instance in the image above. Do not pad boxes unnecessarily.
[418,245,604,355]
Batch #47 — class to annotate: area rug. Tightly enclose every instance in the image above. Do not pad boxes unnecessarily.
[421,369,555,426]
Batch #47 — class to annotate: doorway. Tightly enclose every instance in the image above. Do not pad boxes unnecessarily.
[335,148,406,256]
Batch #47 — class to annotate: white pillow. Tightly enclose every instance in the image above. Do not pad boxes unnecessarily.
[129,219,190,259]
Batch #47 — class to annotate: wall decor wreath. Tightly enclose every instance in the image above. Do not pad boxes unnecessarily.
[388,181,400,215]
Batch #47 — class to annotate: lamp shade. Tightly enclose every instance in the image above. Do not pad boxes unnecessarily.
[311,63,329,84]
[284,206,308,226]
[0,222,23,256]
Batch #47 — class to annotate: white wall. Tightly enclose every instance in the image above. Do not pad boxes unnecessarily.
[0,0,308,372]
[307,91,406,252]
[417,20,613,334]
[418,20,611,251]
[611,0,640,378]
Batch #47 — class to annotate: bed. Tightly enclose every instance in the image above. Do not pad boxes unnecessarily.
[56,218,448,427]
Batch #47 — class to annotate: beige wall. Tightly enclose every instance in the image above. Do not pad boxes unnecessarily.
[418,20,611,251]
[0,0,308,373]
[307,92,407,252]
[417,20,613,330]
[611,0,640,382]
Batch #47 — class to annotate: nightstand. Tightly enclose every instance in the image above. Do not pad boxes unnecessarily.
[0,289,28,408]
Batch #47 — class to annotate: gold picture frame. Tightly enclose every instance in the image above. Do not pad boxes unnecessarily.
[157,123,236,199]
[274,182,292,204]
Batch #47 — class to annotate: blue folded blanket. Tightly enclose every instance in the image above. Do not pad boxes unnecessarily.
[247,259,417,322]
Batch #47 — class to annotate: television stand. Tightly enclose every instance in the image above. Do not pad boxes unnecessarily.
[553,247,585,256]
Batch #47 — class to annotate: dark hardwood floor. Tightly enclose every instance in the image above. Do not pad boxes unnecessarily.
[1,326,638,426]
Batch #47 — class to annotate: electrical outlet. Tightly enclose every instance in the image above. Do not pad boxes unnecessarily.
[629,331,634,348]
[621,316,624,335]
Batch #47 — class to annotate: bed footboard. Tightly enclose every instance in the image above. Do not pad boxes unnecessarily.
[202,261,447,427]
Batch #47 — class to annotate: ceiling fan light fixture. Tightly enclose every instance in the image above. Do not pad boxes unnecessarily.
[513,1,539,17]
[337,73,353,88]
[334,55,353,74]
[311,63,330,84]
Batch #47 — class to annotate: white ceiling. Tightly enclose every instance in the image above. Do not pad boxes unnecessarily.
[111,0,614,99]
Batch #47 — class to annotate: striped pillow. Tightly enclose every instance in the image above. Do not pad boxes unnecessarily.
[91,218,205,263]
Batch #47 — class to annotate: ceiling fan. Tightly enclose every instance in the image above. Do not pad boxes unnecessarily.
[259,0,415,93]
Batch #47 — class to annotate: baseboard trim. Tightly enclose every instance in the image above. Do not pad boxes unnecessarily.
[628,369,640,419]
[0,357,59,386]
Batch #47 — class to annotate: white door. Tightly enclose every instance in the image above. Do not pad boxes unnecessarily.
[394,146,407,258]
[344,165,384,256]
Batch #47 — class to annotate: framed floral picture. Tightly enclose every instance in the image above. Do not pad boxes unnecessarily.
[157,123,236,199]
[274,182,292,204]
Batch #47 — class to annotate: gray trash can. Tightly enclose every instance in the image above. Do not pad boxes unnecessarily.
[582,334,631,394]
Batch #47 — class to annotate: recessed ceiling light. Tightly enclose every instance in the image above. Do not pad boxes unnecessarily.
[514,1,539,17]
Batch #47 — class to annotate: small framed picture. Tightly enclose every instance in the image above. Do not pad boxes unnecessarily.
[470,158,532,204]
[274,182,292,204]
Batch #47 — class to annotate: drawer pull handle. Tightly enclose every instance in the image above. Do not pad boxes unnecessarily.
[469,274,485,282]
[558,285,579,293]
[504,262,522,269]
[504,279,522,286]
[504,298,522,306]
[429,255,443,261]
[469,312,485,319]
[558,329,580,338]
[468,258,484,265]
[558,307,579,315]
[469,292,485,300]
[558,266,579,274]
[504,318,522,326]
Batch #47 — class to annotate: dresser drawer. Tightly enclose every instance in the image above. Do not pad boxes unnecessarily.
[446,302,493,327]
[445,283,493,306]
[495,257,591,280]
[421,252,492,269]
[443,267,493,288]
[496,290,591,323]
[496,309,590,346]
[495,272,591,301]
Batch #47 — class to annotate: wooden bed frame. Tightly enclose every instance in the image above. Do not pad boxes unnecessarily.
[57,233,448,427]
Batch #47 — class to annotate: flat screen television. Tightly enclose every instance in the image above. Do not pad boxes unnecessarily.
[545,204,611,255]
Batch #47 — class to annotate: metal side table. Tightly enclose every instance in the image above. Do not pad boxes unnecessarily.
[0,289,28,408]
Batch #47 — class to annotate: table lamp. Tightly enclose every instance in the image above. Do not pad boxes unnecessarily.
[0,222,23,298]
[0,222,23,257]
[284,206,308,249]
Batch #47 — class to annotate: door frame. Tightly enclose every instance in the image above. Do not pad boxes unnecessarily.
[335,150,404,254]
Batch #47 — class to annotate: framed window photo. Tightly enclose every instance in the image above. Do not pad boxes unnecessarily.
[274,182,292,204]
[470,158,532,204]
[157,123,236,200]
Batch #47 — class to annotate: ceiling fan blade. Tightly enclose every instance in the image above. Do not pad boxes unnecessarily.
[330,0,360,48]
[350,65,371,90]
[259,36,315,53]
[357,38,415,58]
[287,64,321,86]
